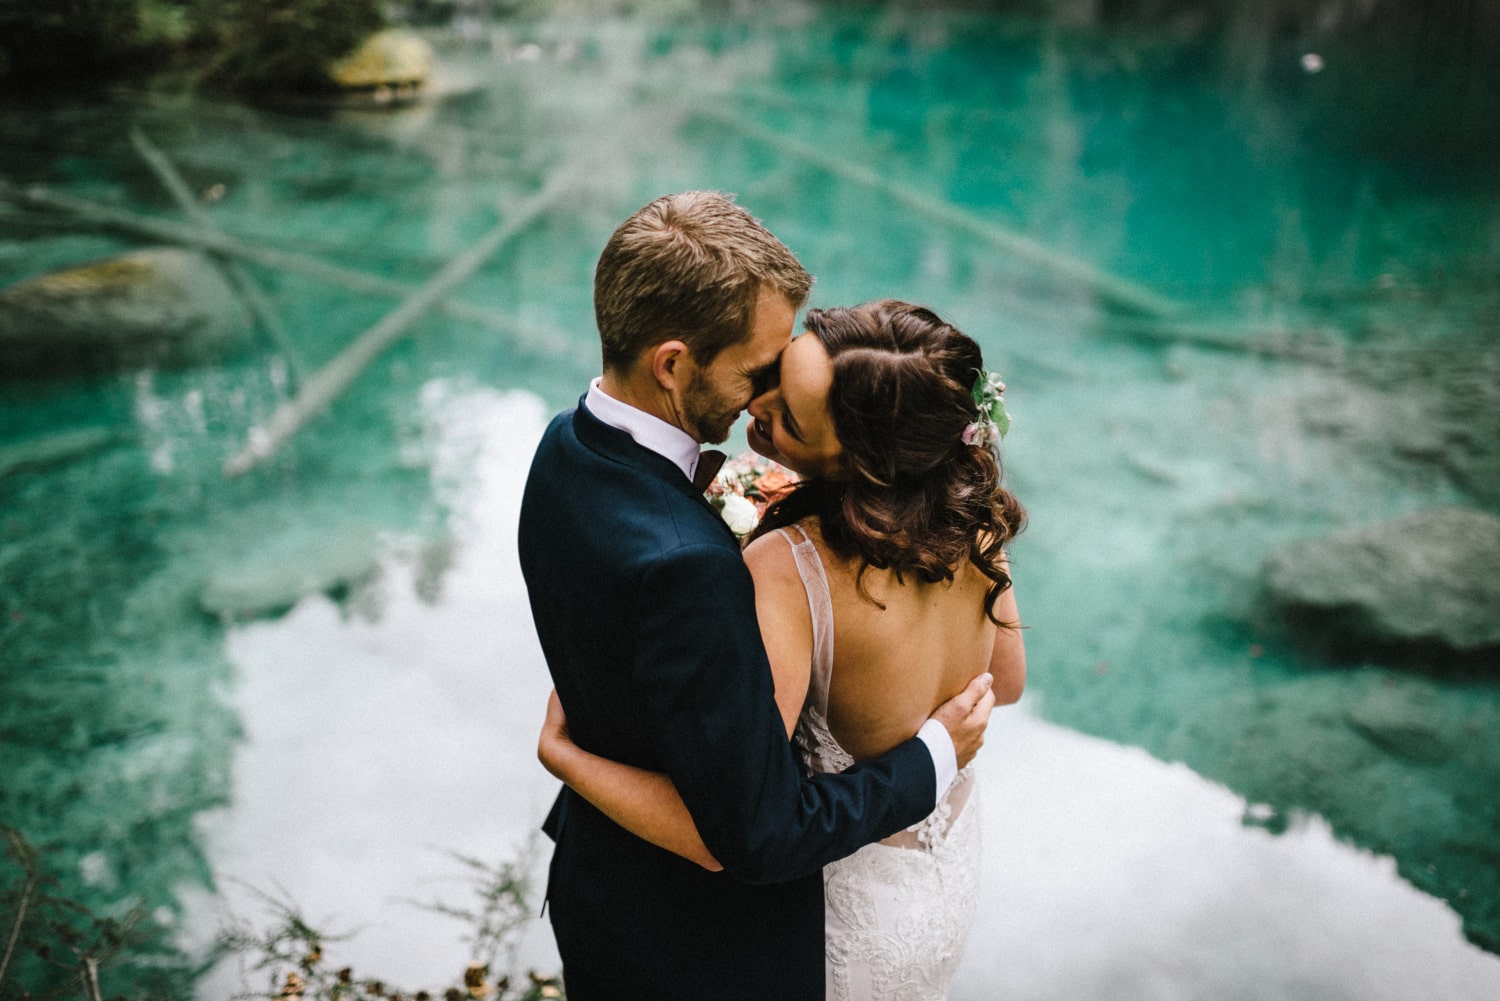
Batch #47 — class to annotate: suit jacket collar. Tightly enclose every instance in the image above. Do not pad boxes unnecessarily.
[572,396,727,511]
[585,378,701,481]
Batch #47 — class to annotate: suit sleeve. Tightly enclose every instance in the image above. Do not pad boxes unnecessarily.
[633,542,937,884]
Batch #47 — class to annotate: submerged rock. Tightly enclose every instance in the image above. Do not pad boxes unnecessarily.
[0,247,251,377]
[1263,507,1500,669]
[199,527,384,622]
[1342,336,1500,507]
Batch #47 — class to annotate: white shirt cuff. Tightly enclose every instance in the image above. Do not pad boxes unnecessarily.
[916,718,959,802]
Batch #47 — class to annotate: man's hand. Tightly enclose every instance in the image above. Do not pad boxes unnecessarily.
[930,672,995,770]
[537,688,574,780]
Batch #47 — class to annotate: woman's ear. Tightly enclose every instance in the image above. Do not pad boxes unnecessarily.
[650,339,691,390]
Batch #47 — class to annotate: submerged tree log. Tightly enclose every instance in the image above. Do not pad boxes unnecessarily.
[1101,315,1347,362]
[697,108,1184,318]
[0,180,567,353]
[222,178,569,477]
[129,128,309,387]
[0,427,116,479]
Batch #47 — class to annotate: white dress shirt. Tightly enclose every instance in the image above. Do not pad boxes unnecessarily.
[586,378,705,482]
[582,377,960,800]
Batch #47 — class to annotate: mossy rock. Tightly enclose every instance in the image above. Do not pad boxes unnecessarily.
[328,28,432,94]
[1263,507,1500,671]
[0,247,252,377]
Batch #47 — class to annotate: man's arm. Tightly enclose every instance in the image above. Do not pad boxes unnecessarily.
[538,673,994,873]
[628,543,989,884]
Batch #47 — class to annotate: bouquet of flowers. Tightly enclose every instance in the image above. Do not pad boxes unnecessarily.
[706,452,798,538]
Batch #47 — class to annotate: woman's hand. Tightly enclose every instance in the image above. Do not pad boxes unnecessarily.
[537,688,573,780]
[532,687,723,871]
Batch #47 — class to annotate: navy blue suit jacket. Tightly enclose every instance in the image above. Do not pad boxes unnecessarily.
[518,399,936,1000]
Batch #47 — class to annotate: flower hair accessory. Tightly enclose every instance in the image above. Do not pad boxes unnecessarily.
[962,369,1010,450]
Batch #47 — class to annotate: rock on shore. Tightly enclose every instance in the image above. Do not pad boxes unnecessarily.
[0,247,251,377]
[1262,506,1500,670]
[327,28,433,103]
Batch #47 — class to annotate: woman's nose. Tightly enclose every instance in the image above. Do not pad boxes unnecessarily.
[746,392,770,422]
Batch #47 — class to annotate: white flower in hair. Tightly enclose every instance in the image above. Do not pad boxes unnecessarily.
[963,369,1010,450]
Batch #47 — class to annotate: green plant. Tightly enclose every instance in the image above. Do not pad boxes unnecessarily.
[211,842,562,1001]
[0,0,193,85]
[2,826,562,1001]
[0,825,178,1001]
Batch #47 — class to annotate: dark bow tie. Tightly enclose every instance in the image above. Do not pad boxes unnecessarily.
[692,449,727,492]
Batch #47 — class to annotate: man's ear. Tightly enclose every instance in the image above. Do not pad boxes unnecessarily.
[650,340,691,391]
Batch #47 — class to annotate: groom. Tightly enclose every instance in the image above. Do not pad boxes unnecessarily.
[518,191,994,1000]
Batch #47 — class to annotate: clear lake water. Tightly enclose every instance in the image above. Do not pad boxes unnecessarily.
[1,5,1498,998]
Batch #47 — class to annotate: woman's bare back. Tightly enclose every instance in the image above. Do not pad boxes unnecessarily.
[793,518,1020,762]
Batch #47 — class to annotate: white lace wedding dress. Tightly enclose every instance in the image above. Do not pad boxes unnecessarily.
[778,526,982,1001]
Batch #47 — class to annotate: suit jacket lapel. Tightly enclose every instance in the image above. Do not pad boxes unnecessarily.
[571,398,737,539]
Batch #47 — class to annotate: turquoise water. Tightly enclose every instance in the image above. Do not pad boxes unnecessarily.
[2,6,1498,997]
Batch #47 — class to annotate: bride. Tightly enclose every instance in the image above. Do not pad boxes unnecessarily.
[538,299,1027,1000]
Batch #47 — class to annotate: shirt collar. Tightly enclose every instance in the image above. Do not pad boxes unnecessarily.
[585,378,703,482]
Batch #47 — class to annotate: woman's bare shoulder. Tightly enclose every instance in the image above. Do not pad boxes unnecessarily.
[743,518,820,586]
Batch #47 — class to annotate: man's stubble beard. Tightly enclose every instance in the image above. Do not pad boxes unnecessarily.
[682,368,740,445]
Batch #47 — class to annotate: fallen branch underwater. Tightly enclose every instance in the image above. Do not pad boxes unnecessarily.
[0,179,567,351]
[1101,315,1348,363]
[695,108,1186,319]
[128,127,310,387]
[0,426,117,480]
[221,176,572,477]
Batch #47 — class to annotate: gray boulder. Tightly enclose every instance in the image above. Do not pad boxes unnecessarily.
[0,247,251,377]
[1263,507,1500,669]
[199,525,384,622]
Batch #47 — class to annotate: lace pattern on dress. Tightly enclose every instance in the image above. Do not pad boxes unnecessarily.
[823,790,981,1001]
[795,703,856,776]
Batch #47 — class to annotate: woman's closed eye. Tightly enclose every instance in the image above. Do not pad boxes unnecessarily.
[776,398,805,442]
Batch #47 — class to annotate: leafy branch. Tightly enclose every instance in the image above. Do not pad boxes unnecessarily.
[211,841,561,1001]
[0,825,166,1001]
[2,827,562,1001]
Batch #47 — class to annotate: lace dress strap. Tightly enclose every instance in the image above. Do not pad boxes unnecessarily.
[776,525,854,776]
[774,525,835,714]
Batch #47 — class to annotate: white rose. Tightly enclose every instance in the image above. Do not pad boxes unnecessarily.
[720,493,760,537]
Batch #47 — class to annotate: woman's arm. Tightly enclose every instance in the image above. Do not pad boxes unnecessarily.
[535,532,817,870]
[989,554,1027,705]
[537,690,722,871]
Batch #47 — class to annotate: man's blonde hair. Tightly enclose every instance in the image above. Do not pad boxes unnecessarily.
[594,191,813,371]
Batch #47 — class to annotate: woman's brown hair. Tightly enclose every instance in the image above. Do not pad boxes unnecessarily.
[750,300,1026,623]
